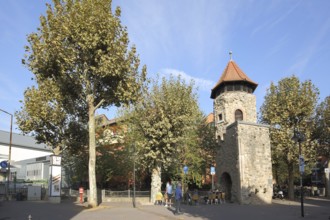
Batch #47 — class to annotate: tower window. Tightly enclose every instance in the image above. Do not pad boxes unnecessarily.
[235,109,243,121]
[218,113,223,121]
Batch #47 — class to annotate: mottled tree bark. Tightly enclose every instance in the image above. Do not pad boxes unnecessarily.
[150,166,161,204]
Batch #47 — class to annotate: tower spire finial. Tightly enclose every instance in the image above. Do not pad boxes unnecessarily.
[229,51,233,61]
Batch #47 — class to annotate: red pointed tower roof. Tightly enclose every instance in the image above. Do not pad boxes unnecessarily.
[211,55,258,99]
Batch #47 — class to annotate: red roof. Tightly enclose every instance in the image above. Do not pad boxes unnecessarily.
[211,60,258,98]
[213,60,258,89]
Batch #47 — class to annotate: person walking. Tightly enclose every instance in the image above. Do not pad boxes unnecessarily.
[165,179,173,207]
[175,183,183,215]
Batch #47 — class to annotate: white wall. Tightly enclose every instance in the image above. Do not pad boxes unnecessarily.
[0,144,52,162]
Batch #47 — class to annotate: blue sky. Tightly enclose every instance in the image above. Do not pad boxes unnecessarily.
[0,0,329,132]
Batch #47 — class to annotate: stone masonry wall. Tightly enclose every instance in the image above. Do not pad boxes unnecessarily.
[237,122,273,204]
[216,122,273,204]
[216,124,240,203]
[214,91,256,140]
[214,91,257,124]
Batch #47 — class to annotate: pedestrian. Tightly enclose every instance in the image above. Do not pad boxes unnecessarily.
[175,183,183,215]
[165,179,173,207]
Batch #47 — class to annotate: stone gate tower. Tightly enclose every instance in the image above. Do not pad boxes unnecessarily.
[211,54,273,204]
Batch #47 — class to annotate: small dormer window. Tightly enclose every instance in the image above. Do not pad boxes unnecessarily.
[235,109,243,121]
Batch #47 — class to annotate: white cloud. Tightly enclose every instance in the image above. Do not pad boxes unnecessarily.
[286,17,330,75]
[251,2,301,38]
[160,68,215,92]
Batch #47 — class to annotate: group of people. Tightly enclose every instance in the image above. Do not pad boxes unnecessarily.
[186,189,200,205]
[155,180,183,214]
[205,189,226,204]
[155,180,227,215]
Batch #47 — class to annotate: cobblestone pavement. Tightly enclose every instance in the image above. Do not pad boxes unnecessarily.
[0,197,329,220]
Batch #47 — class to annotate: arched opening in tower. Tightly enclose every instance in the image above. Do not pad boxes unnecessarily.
[220,172,232,201]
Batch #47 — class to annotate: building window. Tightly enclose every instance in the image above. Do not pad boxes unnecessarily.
[218,113,223,121]
[243,85,248,92]
[235,109,243,121]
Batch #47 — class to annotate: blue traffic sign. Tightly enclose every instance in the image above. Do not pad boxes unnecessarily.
[0,161,8,168]
[210,166,215,175]
[183,165,188,174]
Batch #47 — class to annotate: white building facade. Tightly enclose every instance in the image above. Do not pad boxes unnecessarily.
[0,130,52,182]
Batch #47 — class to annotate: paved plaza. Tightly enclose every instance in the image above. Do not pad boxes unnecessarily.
[0,197,329,220]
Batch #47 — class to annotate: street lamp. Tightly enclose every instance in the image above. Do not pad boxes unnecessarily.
[292,128,305,217]
[0,109,13,200]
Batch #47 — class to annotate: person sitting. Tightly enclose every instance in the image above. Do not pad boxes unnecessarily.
[207,190,213,204]
[214,190,220,204]
[155,190,163,205]
[192,189,199,205]
[220,191,226,204]
[186,191,192,205]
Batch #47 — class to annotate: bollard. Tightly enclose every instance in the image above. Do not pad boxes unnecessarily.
[79,187,84,203]
[28,214,32,220]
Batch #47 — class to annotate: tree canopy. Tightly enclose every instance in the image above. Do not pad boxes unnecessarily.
[313,96,330,158]
[260,75,319,199]
[18,0,146,207]
[120,75,213,202]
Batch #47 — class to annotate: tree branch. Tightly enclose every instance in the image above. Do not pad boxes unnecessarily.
[94,98,105,113]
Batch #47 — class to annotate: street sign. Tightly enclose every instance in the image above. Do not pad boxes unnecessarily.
[210,166,215,175]
[299,155,304,173]
[183,165,188,174]
[0,161,8,168]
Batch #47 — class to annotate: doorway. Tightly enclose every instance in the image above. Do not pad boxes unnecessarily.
[220,172,232,201]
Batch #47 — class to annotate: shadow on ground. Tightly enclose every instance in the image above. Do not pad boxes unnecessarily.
[176,197,330,220]
[0,197,329,220]
[0,198,86,220]
[139,197,330,220]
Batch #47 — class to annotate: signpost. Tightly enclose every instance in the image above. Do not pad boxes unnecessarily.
[211,166,215,190]
[299,155,305,173]
[49,155,62,203]
[183,166,188,175]
[0,161,7,174]
[0,161,8,169]
[183,165,188,197]
[292,128,305,217]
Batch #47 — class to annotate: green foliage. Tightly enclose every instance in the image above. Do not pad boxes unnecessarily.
[120,75,212,186]
[260,76,319,163]
[198,121,217,170]
[62,149,89,184]
[18,0,146,207]
[23,0,146,109]
[313,96,330,157]
[260,75,319,199]
[95,145,132,187]
[15,79,89,155]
